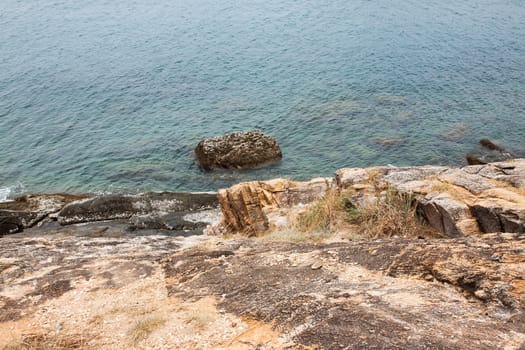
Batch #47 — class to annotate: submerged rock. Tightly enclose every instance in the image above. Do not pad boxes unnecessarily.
[466,139,514,165]
[195,130,282,170]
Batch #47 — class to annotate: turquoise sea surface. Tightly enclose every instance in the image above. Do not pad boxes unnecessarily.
[1,0,524,199]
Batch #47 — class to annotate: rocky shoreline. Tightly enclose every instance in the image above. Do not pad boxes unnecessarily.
[0,192,220,237]
[1,159,524,349]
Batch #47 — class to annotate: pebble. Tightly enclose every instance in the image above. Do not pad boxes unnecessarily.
[311,262,323,270]
[474,289,490,301]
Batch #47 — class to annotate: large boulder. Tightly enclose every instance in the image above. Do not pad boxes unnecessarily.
[195,130,282,170]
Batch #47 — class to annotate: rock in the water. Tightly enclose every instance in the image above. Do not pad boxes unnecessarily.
[195,130,282,170]
[466,139,514,165]
[480,138,506,152]
[58,192,218,226]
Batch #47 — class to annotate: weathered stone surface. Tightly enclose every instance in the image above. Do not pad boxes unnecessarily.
[334,166,390,188]
[164,233,525,349]
[473,159,525,188]
[2,228,524,349]
[471,200,525,234]
[195,130,282,170]
[417,193,474,236]
[0,194,88,233]
[128,209,221,232]
[57,192,218,225]
[0,216,22,235]
[215,178,331,236]
[0,193,87,213]
[218,159,525,237]
[438,169,494,194]
[382,166,448,187]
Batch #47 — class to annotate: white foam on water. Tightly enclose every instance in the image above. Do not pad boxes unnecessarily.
[0,183,26,202]
[0,187,12,202]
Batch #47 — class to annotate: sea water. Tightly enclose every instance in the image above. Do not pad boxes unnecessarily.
[1,0,524,197]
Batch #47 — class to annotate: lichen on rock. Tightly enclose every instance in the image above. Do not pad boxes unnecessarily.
[194,130,282,170]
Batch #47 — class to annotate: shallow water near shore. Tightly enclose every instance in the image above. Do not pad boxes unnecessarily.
[1,0,524,197]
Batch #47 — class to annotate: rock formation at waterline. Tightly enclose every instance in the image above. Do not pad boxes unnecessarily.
[0,192,219,235]
[214,159,525,237]
[195,130,282,170]
[213,177,331,236]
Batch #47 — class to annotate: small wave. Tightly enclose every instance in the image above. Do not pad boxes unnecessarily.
[0,187,11,202]
[0,183,26,202]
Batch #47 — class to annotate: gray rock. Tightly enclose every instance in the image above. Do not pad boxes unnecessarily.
[417,194,471,237]
[334,167,391,188]
[462,161,525,188]
[438,169,494,195]
[58,192,218,225]
[0,216,23,235]
[195,130,282,170]
[0,194,88,231]
[470,204,525,234]
[129,209,221,232]
[383,166,448,187]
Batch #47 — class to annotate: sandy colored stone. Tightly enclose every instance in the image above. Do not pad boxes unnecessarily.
[217,159,525,237]
[216,178,331,236]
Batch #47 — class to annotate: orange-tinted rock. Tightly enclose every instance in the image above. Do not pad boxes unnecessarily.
[217,159,525,237]
[216,178,331,236]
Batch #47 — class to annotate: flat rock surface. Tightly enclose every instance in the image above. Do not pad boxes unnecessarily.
[1,226,524,349]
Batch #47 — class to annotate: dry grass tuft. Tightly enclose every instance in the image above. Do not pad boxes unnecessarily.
[291,186,440,240]
[346,188,439,239]
[128,316,166,344]
[261,229,332,243]
[2,333,88,350]
[184,313,215,331]
[294,189,348,233]
[429,180,455,194]
[366,169,384,187]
